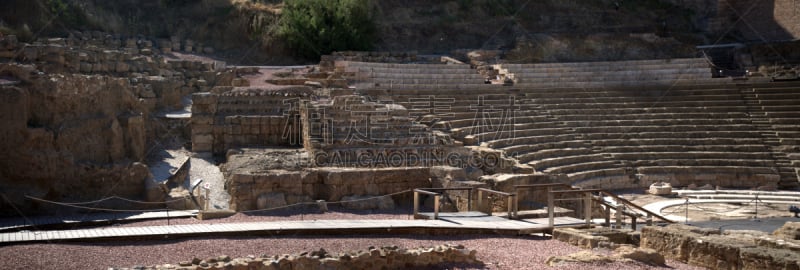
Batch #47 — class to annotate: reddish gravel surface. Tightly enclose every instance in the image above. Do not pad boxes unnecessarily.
[0,234,704,270]
[0,209,704,269]
[115,207,416,228]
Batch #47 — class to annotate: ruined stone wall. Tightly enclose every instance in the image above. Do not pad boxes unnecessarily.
[319,51,420,72]
[191,89,312,154]
[0,32,241,215]
[0,64,150,214]
[2,32,235,110]
[642,224,800,269]
[137,244,480,270]
[301,95,463,168]
[226,167,432,211]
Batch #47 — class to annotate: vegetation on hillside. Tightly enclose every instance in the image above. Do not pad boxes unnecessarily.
[278,0,376,60]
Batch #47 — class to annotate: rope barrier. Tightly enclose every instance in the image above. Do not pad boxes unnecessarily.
[27,190,414,214]
[26,195,188,213]
[40,195,187,206]
[240,189,414,214]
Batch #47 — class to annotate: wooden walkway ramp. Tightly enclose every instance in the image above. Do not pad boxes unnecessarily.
[0,210,198,232]
[0,212,586,244]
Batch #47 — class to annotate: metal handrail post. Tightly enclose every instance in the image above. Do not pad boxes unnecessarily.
[413,191,419,217]
[434,194,440,220]
[584,192,592,226]
[547,187,555,228]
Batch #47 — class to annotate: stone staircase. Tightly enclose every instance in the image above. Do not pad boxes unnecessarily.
[740,84,800,190]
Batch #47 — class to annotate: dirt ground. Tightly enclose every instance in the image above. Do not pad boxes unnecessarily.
[618,189,797,222]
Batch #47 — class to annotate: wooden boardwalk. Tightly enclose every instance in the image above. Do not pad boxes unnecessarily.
[0,212,587,244]
[0,210,198,232]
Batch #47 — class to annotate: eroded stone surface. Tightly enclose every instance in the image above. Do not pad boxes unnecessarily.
[121,244,482,270]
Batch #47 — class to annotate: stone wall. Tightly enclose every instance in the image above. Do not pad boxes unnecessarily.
[0,64,151,215]
[191,88,313,154]
[641,224,800,269]
[0,32,242,215]
[226,167,432,211]
[319,51,421,72]
[127,244,481,270]
[0,33,237,111]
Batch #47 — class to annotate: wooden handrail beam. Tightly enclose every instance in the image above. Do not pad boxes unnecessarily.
[598,190,674,223]
[514,183,573,189]
[413,189,440,196]
[477,188,513,196]
[549,189,604,194]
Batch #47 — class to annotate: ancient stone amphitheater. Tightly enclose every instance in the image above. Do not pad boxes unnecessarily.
[188,52,799,212]
[1,32,798,217]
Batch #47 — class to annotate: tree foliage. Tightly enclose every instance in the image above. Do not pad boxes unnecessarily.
[279,0,375,60]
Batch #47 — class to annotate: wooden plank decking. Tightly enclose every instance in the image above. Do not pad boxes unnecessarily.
[0,210,198,232]
[0,212,587,244]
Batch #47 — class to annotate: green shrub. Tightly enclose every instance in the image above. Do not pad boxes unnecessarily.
[278,0,376,60]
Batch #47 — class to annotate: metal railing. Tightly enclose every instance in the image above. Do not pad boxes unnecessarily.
[412,187,474,220]
[513,183,576,221]
[513,183,674,229]
[476,188,516,219]
[548,189,602,228]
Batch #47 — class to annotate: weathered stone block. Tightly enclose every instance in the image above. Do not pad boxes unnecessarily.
[256,192,287,210]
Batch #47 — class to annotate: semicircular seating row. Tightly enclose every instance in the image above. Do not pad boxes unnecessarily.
[342,59,800,190]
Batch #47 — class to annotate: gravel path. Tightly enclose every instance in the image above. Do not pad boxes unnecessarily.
[0,234,704,270]
[189,156,229,210]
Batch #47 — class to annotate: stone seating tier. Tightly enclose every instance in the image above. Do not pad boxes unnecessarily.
[363,73,483,79]
[556,112,750,121]
[580,131,762,139]
[482,133,578,148]
[592,138,764,147]
[513,70,710,82]
[516,148,594,162]
[508,66,709,76]
[348,66,474,73]
[496,58,707,69]
[573,124,758,134]
[361,84,507,90]
[566,168,629,182]
[522,87,741,98]
[502,141,592,157]
[463,127,569,143]
[449,120,554,138]
[635,166,776,175]
[544,160,621,174]
[599,145,770,153]
[511,78,726,89]
[395,101,534,111]
[339,61,473,69]
[610,151,775,160]
[350,63,794,188]
[544,106,749,115]
[531,94,746,104]
[371,78,486,85]
[444,116,549,129]
[539,99,744,109]
[528,153,607,169]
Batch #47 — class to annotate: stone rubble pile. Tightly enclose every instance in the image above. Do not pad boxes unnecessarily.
[642,223,800,269]
[0,33,244,110]
[115,244,481,270]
